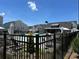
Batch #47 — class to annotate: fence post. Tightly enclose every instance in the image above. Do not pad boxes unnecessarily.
[3,31,7,59]
[53,32,56,59]
[36,34,39,59]
[62,33,63,59]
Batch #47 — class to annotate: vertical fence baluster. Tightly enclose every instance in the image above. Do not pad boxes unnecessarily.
[24,36,25,59]
[36,34,39,59]
[62,33,63,59]
[3,31,7,59]
[41,37,43,59]
[27,36,28,59]
[53,32,56,59]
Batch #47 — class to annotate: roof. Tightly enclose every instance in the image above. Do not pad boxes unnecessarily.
[45,27,70,33]
[60,27,70,30]
[71,28,79,32]
[51,24,59,26]
[45,27,70,31]
[0,27,5,29]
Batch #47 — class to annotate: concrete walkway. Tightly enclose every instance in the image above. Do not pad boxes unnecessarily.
[69,52,78,59]
[64,47,72,59]
[64,47,78,59]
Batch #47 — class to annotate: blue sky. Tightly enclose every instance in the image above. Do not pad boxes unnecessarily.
[0,0,78,25]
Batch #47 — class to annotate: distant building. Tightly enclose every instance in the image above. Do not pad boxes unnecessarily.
[30,21,77,33]
[48,21,77,29]
[0,16,3,27]
[8,23,14,34]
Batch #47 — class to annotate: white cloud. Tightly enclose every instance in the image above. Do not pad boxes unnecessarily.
[0,12,6,16]
[27,1,38,11]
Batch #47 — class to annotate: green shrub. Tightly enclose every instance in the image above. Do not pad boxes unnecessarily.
[72,35,79,53]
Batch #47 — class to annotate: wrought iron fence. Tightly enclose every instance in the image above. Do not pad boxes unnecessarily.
[0,31,78,59]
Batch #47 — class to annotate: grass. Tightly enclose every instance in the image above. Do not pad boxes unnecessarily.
[71,33,79,53]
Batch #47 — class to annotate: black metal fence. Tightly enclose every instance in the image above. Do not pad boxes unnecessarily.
[0,31,78,59]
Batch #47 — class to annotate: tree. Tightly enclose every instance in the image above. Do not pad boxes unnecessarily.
[45,21,48,24]
[77,24,79,29]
